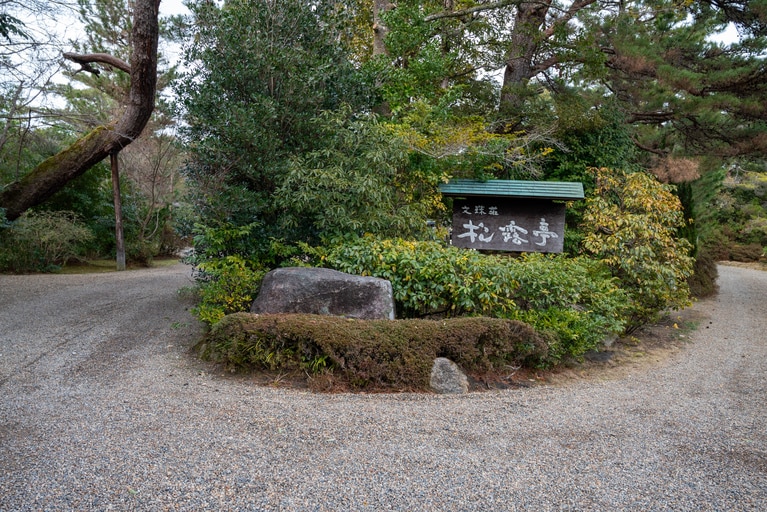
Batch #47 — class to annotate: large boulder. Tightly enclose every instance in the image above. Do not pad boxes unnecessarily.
[250,267,395,320]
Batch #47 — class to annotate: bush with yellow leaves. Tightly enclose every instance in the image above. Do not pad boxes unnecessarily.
[582,167,694,331]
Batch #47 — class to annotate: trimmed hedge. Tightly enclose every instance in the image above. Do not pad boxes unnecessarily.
[199,313,547,391]
[687,250,719,298]
[729,242,764,262]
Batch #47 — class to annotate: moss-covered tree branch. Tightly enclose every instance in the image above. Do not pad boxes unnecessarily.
[0,0,159,221]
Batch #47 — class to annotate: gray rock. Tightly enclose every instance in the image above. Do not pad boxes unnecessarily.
[250,267,395,320]
[430,357,469,394]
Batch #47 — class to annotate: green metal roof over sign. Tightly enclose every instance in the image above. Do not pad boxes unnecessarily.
[439,179,584,200]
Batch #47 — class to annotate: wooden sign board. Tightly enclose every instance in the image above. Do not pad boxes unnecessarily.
[451,197,566,253]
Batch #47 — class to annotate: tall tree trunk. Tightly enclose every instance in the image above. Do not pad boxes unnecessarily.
[372,0,395,116]
[0,0,159,221]
[440,0,455,89]
[499,1,551,124]
[372,0,394,57]
[111,151,126,271]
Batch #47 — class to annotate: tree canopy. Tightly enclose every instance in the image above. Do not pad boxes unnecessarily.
[4,0,767,219]
[3,0,767,270]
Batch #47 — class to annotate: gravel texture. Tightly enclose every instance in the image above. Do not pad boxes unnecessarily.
[1,263,766,511]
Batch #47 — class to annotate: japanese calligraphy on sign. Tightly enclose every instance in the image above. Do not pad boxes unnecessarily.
[451,198,566,253]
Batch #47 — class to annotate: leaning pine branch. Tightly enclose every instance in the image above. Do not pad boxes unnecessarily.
[63,52,131,75]
[424,0,522,22]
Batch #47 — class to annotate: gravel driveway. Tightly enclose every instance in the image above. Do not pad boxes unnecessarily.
[1,263,765,511]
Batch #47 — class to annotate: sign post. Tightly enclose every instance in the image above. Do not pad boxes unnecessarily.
[439,180,584,254]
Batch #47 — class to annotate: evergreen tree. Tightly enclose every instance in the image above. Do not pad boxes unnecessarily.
[590,0,767,159]
[176,0,377,257]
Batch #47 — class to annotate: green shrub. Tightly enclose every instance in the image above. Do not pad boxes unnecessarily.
[186,221,303,271]
[325,237,517,318]
[185,222,261,269]
[505,253,626,321]
[0,210,94,273]
[582,167,694,331]
[511,308,607,364]
[199,313,547,390]
[185,222,286,326]
[276,108,443,243]
[323,237,627,362]
[704,169,767,263]
[701,225,731,261]
[741,217,767,247]
[503,253,628,362]
[191,255,266,326]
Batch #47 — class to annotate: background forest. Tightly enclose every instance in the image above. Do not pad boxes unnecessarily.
[2,0,767,371]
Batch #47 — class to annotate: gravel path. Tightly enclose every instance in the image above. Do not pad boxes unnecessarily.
[1,263,765,511]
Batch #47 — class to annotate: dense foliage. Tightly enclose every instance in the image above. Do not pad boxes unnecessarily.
[276,108,443,241]
[503,253,628,363]
[177,0,385,254]
[582,168,695,330]
[325,237,518,318]
[321,236,627,363]
[191,255,266,326]
[0,210,94,272]
[707,166,767,262]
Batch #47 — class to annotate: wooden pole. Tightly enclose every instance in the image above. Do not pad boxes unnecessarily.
[111,151,126,271]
